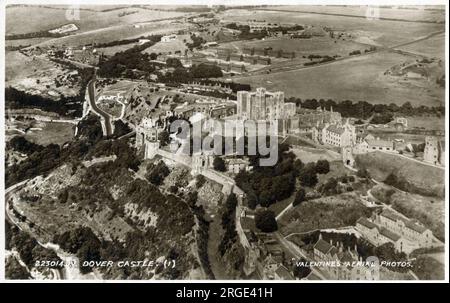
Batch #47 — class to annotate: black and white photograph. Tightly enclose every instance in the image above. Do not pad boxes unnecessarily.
[1,0,448,286]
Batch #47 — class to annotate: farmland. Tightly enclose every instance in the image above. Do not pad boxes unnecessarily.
[218,9,444,47]
[261,5,445,23]
[216,36,367,57]
[398,32,445,59]
[6,5,188,35]
[24,121,75,146]
[233,51,445,107]
[5,51,82,98]
[29,21,188,48]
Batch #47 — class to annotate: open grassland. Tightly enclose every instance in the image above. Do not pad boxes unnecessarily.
[398,33,445,59]
[371,184,444,241]
[233,51,444,107]
[5,51,81,98]
[355,151,444,197]
[290,146,341,163]
[405,115,445,130]
[278,193,373,236]
[31,21,187,48]
[262,5,445,23]
[6,5,188,35]
[24,121,75,146]
[219,9,444,47]
[217,36,367,57]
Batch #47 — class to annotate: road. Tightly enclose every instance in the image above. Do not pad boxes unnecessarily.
[87,76,113,136]
[233,30,444,78]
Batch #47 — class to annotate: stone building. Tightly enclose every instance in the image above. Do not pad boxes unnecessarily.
[135,118,162,159]
[424,136,445,166]
[313,119,356,147]
[237,87,285,121]
[313,234,377,280]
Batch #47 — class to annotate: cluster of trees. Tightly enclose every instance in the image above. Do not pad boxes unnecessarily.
[112,120,132,138]
[318,174,355,196]
[145,161,170,186]
[186,34,206,50]
[97,36,162,78]
[6,221,62,270]
[304,55,335,66]
[218,193,238,256]
[5,67,93,118]
[293,187,306,206]
[224,23,304,40]
[254,209,278,232]
[7,136,43,155]
[235,142,296,209]
[5,116,140,187]
[349,50,361,56]
[53,227,102,274]
[6,30,64,40]
[213,156,226,172]
[224,23,269,40]
[5,87,83,118]
[285,97,444,120]
[160,63,223,84]
[94,36,152,48]
[188,79,251,93]
[296,159,330,188]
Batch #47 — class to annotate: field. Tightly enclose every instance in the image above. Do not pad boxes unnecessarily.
[5,51,81,98]
[143,34,192,55]
[216,35,367,57]
[355,151,445,197]
[278,192,373,236]
[233,51,445,106]
[30,21,188,48]
[398,32,445,59]
[262,5,445,23]
[218,9,444,47]
[6,6,188,35]
[406,115,445,130]
[289,146,341,163]
[24,121,75,146]
[371,184,444,241]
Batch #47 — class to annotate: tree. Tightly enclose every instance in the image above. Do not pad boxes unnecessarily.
[293,159,304,176]
[255,210,278,232]
[158,130,170,147]
[292,261,311,279]
[213,157,226,172]
[247,192,258,210]
[293,187,306,206]
[356,167,370,179]
[298,164,318,187]
[315,159,330,174]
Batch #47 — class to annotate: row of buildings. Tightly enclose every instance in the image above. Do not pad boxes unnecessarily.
[356,210,434,254]
[312,234,377,280]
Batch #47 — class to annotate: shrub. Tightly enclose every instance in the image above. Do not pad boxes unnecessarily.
[254,210,278,232]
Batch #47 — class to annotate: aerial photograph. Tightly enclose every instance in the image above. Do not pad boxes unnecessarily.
[2,2,447,283]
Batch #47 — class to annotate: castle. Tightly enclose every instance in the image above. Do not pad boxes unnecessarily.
[237,87,295,121]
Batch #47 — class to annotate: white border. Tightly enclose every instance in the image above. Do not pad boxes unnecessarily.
[0,0,448,284]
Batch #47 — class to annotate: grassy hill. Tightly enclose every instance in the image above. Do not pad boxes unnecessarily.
[355,151,444,197]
